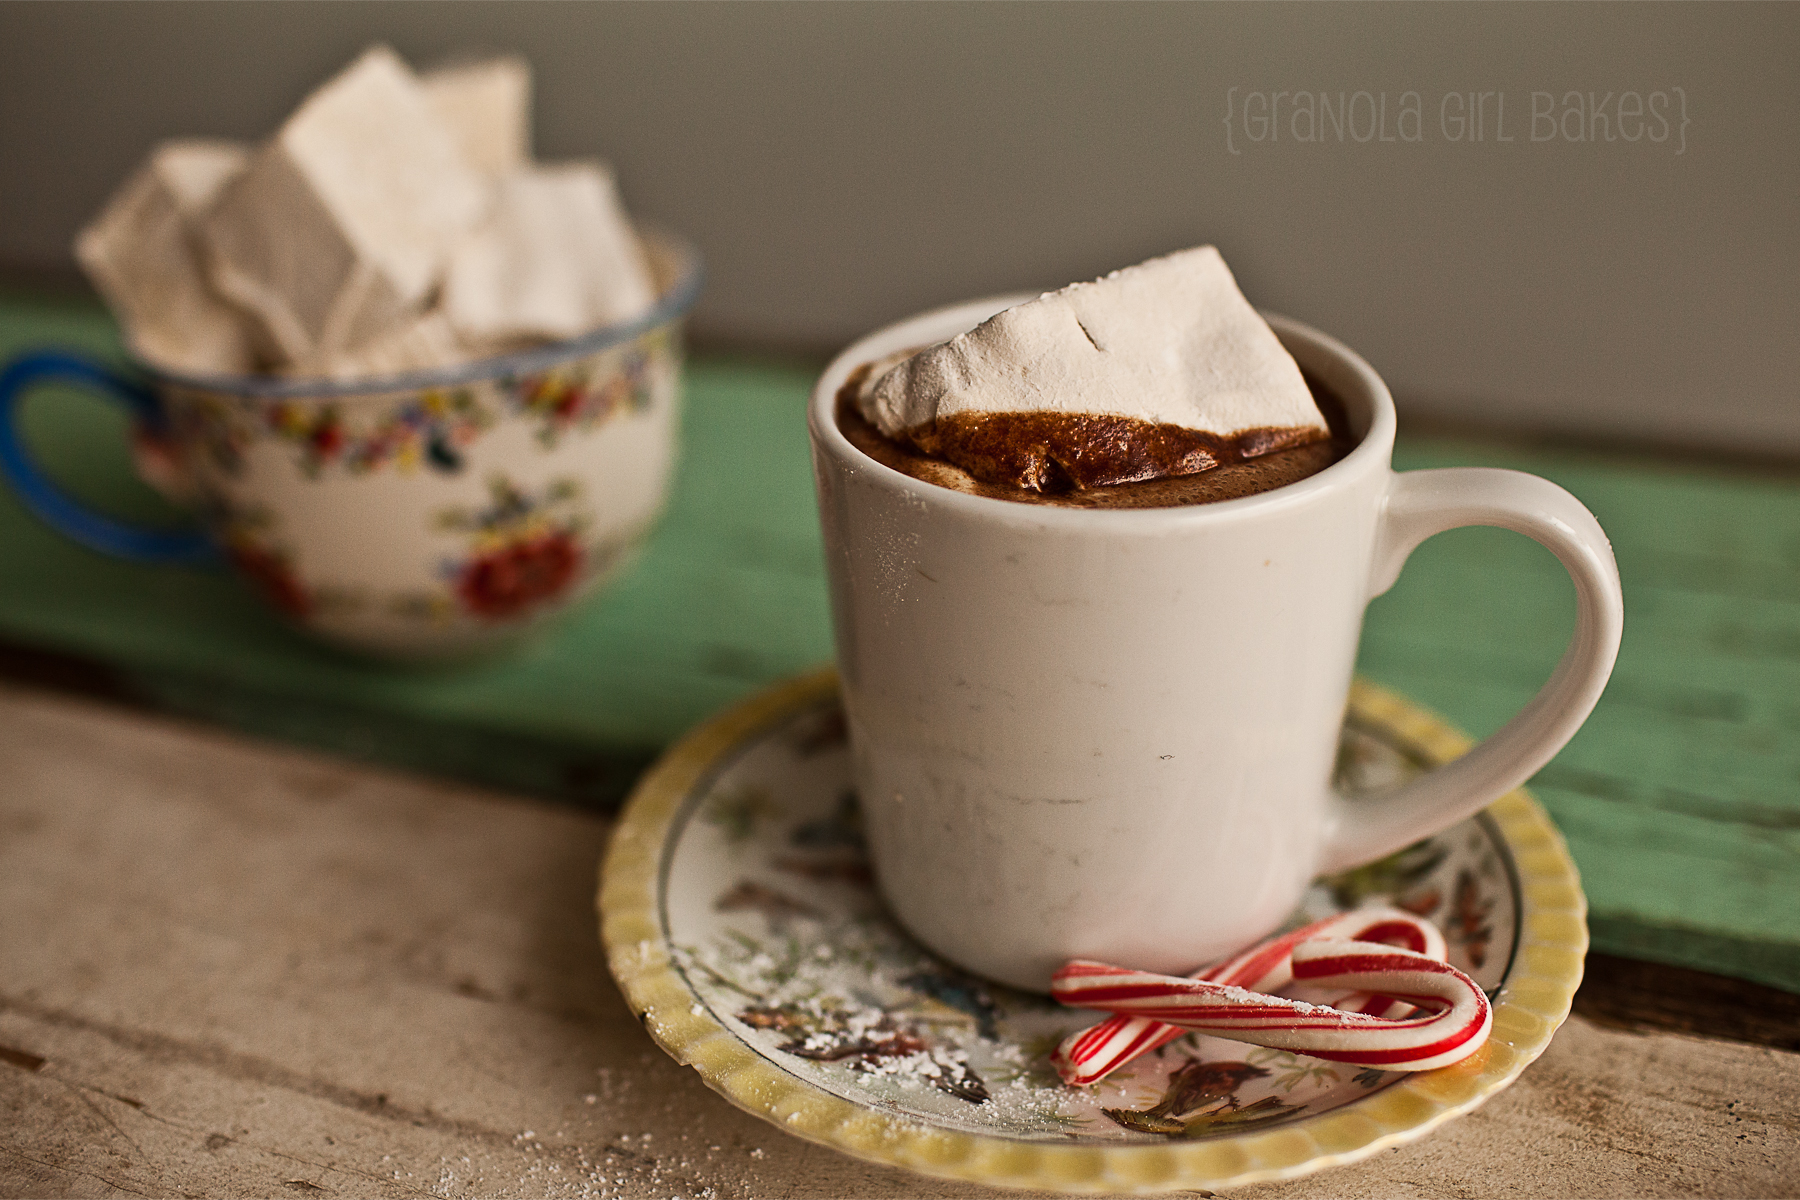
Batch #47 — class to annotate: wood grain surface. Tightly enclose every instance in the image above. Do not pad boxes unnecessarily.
[2,684,1796,1200]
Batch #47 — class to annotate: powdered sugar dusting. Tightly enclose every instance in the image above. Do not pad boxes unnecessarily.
[649,697,1519,1144]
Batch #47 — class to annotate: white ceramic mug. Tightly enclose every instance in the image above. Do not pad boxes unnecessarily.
[809,296,1624,992]
[0,233,700,660]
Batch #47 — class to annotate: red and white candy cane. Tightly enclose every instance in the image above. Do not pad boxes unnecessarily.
[1052,908,1447,1086]
[1052,939,1492,1074]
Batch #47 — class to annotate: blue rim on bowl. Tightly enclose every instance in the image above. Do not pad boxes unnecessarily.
[138,226,705,401]
[0,229,702,564]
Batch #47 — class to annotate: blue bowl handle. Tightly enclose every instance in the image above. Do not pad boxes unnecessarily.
[0,351,217,564]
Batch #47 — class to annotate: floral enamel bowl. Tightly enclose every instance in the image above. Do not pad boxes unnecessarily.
[0,230,702,659]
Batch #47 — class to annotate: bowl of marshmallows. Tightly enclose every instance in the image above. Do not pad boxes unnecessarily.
[0,45,701,659]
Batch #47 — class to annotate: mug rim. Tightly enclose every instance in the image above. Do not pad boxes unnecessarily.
[136,227,704,403]
[809,296,1398,527]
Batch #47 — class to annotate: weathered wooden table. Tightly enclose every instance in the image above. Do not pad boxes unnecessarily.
[3,683,1797,1199]
[2,294,1798,1196]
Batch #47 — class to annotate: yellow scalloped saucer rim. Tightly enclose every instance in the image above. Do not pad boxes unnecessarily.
[598,667,1588,1195]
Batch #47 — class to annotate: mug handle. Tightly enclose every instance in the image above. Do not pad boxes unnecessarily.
[1319,466,1624,872]
[0,351,216,564]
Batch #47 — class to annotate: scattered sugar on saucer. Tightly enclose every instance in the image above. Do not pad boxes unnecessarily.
[672,916,1080,1129]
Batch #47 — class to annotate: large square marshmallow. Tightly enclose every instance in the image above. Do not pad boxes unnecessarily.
[862,246,1326,442]
[201,45,489,365]
[442,162,658,346]
[75,140,259,375]
[421,55,532,178]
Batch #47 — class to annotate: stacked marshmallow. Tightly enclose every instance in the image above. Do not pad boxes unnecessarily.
[856,246,1329,461]
[76,46,658,380]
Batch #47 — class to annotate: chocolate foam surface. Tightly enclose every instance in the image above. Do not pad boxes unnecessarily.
[838,370,1353,510]
[836,364,1352,509]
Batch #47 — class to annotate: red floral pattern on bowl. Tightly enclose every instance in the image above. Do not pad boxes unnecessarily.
[456,530,582,620]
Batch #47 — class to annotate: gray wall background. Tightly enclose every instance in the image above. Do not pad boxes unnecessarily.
[1,2,1795,453]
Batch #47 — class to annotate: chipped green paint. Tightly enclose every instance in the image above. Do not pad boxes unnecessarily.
[1367,435,1800,991]
[1,292,1796,991]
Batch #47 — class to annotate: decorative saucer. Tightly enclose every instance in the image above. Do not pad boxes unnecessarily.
[599,669,1587,1194]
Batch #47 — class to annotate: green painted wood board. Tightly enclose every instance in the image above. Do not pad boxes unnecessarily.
[0,295,833,804]
[2,293,1797,992]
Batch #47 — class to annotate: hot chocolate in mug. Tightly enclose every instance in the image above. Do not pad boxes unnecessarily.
[0,233,700,660]
[809,296,1623,992]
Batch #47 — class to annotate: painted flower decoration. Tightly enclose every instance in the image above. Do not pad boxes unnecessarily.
[227,540,309,619]
[435,476,590,622]
[263,388,493,477]
[169,392,252,475]
[456,530,581,619]
[509,335,662,448]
